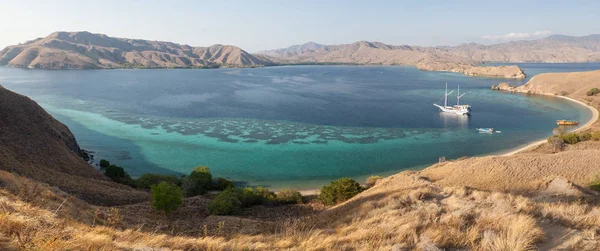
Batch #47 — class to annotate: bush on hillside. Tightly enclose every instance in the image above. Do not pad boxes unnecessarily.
[592,132,600,141]
[215,177,234,191]
[208,189,243,215]
[560,133,580,145]
[99,159,111,170]
[184,166,212,196]
[586,88,600,96]
[232,187,275,207]
[578,132,592,142]
[318,177,365,206]
[277,189,303,204]
[365,175,383,188]
[104,164,135,187]
[151,181,184,215]
[136,173,180,189]
[591,182,600,192]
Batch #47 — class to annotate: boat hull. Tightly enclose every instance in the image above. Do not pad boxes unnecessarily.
[434,104,470,115]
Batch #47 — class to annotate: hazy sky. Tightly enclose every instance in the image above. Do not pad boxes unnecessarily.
[1,0,598,52]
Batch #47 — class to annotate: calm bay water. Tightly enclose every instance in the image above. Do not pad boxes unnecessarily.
[1,64,597,189]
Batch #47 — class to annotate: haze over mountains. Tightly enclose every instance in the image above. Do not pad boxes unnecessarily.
[0,32,599,70]
[259,34,600,64]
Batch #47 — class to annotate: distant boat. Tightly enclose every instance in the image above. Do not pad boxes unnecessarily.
[434,83,471,115]
[477,128,494,133]
[556,120,579,126]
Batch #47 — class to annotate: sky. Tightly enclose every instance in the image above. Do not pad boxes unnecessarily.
[0,0,598,52]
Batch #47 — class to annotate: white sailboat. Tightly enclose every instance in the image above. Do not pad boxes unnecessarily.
[434,83,470,115]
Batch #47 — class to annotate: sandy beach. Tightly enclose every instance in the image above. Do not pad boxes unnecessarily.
[500,95,599,156]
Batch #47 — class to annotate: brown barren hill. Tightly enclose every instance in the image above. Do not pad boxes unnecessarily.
[0,86,146,205]
[0,31,273,69]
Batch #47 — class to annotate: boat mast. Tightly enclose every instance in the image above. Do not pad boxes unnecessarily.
[444,82,454,107]
[445,82,448,107]
[457,85,465,106]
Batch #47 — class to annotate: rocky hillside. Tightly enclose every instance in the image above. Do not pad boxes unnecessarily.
[0,86,146,205]
[0,31,273,69]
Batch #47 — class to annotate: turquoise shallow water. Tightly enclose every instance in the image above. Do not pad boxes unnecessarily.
[0,64,597,189]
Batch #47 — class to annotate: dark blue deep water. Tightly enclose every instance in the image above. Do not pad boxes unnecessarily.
[1,63,597,188]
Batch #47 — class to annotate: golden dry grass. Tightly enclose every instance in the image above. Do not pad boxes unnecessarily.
[1,171,598,250]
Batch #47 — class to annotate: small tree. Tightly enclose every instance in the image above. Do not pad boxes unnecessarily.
[208,189,243,215]
[277,189,303,204]
[215,177,234,191]
[184,166,213,196]
[318,177,365,206]
[151,182,184,215]
[137,173,179,189]
[99,159,111,170]
[104,164,135,187]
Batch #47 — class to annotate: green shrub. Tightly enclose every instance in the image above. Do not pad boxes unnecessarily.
[208,189,243,215]
[560,133,580,145]
[592,131,600,141]
[184,166,213,196]
[215,177,234,191]
[233,187,275,207]
[254,186,276,201]
[591,183,600,192]
[136,173,179,189]
[586,88,600,96]
[318,177,365,206]
[277,189,303,204]
[365,175,383,188]
[151,182,184,215]
[99,159,111,170]
[104,164,135,187]
[236,187,261,207]
[578,132,593,142]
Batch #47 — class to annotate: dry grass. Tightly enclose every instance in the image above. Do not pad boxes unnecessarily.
[3,171,598,250]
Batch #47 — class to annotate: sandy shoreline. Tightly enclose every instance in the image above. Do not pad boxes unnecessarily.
[500,95,599,156]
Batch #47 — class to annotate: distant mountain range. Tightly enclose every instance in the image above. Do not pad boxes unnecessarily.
[258,34,600,65]
[1,32,599,71]
[0,31,273,69]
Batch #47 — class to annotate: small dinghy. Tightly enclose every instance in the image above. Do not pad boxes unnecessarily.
[477,128,494,133]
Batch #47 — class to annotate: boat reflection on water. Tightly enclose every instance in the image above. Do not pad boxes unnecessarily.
[439,112,469,128]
